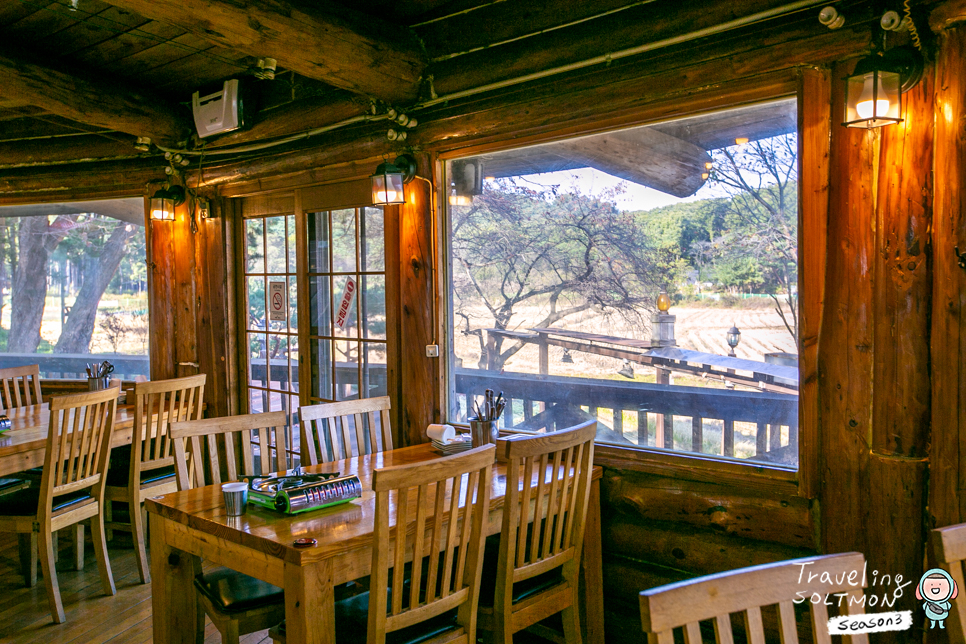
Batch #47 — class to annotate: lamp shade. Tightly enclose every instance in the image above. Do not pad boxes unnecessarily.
[371,161,406,206]
[841,47,923,129]
[149,185,185,221]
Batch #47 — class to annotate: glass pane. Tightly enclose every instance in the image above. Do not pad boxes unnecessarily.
[309,275,332,337]
[288,277,298,332]
[287,214,297,274]
[248,276,266,331]
[248,332,268,389]
[310,338,334,401]
[266,215,287,274]
[332,275,358,339]
[250,388,269,415]
[246,219,264,273]
[365,342,388,398]
[362,207,385,272]
[446,98,800,469]
[288,334,300,394]
[267,333,292,388]
[331,209,357,273]
[362,275,386,340]
[335,340,359,401]
[307,212,330,273]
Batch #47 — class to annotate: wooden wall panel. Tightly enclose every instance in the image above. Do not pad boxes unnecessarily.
[147,195,233,417]
[931,21,966,529]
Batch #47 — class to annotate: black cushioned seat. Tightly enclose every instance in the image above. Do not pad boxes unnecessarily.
[106,444,176,486]
[477,529,565,608]
[0,488,92,515]
[194,567,284,614]
[272,590,457,644]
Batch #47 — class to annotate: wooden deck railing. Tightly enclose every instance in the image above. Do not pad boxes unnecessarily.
[455,369,798,465]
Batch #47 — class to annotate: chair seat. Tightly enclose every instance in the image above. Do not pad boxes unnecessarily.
[0,478,28,495]
[194,567,285,614]
[106,464,176,487]
[0,488,93,516]
[272,591,458,644]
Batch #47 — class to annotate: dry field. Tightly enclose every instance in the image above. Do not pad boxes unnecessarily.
[454,301,797,381]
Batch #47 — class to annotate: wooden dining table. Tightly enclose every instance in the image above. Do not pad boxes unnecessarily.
[147,442,605,644]
[0,402,137,476]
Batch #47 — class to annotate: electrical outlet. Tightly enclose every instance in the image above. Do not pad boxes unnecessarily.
[425,344,439,358]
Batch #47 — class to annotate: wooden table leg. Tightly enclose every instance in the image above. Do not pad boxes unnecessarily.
[150,515,203,644]
[580,478,605,644]
[284,558,335,644]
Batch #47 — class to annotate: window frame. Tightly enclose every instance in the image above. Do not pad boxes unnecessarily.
[436,72,822,498]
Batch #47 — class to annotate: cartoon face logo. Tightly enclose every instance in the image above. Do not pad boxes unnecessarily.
[917,568,959,629]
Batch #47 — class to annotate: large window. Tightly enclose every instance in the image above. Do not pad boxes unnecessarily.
[0,199,149,380]
[445,99,799,468]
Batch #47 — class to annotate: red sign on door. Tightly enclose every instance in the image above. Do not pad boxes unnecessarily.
[335,278,356,329]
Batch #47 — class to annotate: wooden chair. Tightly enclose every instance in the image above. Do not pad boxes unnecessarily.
[104,374,206,584]
[930,523,966,642]
[0,386,119,623]
[476,420,597,644]
[639,552,870,643]
[270,444,495,644]
[299,396,393,465]
[169,411,289,644]
[0,363,43,409]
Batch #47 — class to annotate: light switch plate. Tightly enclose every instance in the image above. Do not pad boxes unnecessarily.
[426,344,439,358]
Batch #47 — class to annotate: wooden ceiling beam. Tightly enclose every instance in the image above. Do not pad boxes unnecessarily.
[100,0,427,105]
[0,134,143,170]
[0,50,191,146]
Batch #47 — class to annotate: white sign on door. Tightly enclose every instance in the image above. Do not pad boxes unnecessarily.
[268,281,287,322]
[335,278,356,329]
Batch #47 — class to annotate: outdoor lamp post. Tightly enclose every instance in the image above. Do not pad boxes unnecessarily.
[726,324,741,357]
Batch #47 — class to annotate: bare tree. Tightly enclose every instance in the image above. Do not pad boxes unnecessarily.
[7,215,76,353]
[706,134,799,343]
[452,181,658,371]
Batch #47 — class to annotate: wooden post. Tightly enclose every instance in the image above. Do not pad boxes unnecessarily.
[930,5,966,532]
[538,333,549,375]
[655,367,672,448]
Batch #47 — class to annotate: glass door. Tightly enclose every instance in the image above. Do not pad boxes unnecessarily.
[305,207,387,403]
[242,211,301,467]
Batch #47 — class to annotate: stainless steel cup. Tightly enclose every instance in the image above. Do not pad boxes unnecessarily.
[469,419,498,448]
[88,376,111,391]
[222,482,249,516]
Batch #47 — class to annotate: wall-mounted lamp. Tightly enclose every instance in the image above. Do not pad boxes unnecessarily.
[843,46,923,128]
[150,184,186,221]
[371,154,417,206]
[449,159,484,206]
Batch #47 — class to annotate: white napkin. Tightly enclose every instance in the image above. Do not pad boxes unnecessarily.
[427,423,456,442]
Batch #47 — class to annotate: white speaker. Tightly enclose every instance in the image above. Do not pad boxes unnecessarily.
[192,79,244,138]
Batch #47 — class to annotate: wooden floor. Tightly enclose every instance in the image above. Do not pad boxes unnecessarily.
[0,529,273,644]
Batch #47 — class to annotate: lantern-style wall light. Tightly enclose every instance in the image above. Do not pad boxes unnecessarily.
[150,184,186,221]
[843,46,923,129]
[371,154,417,206]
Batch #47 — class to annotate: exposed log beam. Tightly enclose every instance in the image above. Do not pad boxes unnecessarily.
[0,135,143,170]
[0,51,190,146]
[100,0,427,105]
[426,0,860,98]
[205,93,369,148]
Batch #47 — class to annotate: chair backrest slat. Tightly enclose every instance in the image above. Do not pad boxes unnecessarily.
[639,552,870,644]
[170,411,289,490]
[299,396,393,465]
[930,523,966,642]
[368,445,494,644]
[41,387,118,509]
[0,364,42,409]
[133,375,206,478]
